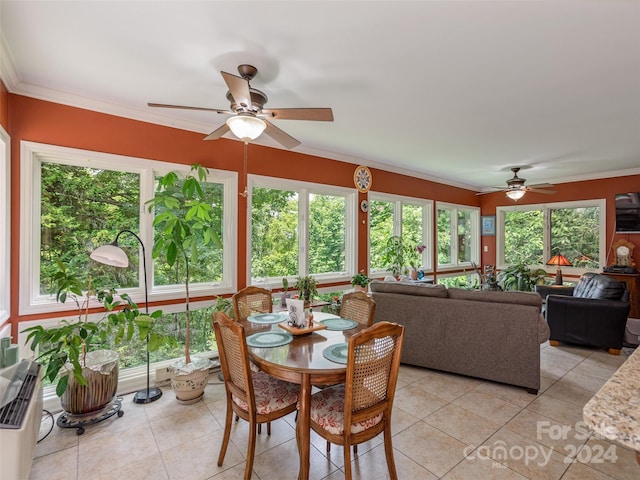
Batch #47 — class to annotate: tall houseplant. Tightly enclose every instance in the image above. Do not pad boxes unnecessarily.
[498,263,548,291]
[381,236,407,277]
[146,164,222,402]
[22,262,163,416]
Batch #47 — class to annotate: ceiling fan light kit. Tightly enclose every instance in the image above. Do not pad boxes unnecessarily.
[226,115,266,143]
[506,188,526,201]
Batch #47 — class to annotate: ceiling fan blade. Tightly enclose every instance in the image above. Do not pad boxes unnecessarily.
[528,183,555,189]
[528,187,557,195]
[264,120,301,149]
[147,102,232,114]
[262,108,334,122]
[221,71,252,108]
[203,123,230,141]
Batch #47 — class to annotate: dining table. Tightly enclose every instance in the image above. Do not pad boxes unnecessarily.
[240,311,366,480]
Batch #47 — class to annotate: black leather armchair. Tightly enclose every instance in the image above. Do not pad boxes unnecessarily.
[535,273,630,355]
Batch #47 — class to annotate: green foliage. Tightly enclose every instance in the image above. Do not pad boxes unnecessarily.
[351,271,370,287]
[22,263,167,396]
[381,236,408,276]
[146,164,222,364]
[497,263,548,292]
[282,278,289,292]
[308,194,346,274]
[369,200,394,271]
[295,276,318,301]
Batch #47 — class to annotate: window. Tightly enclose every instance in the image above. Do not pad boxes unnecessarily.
[0,126,9,323]
[497,199,606,272]
[369,194,433,274]
[436,202,480,269]
[248,176,355,285]
[20,142,237,314]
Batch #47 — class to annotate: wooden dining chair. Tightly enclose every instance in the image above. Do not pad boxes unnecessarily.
[233,286,273,322]
[213,311,300,480]
[339,291,376,327]
[309,321,405,480]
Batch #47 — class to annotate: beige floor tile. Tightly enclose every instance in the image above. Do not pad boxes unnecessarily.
[29,446,78,480]
[216,414,297,457]
[397,364,431,384]
[526,393,585,428]
[504,408,591,455]
[162,430,245,480]
[561,460,624,480]
[390,405,421,436]
[108,452,169,480]
[577,438,640,480]
[412,370,480,402]
[150,401,222,452]
[347,444,437,480]
[543,379,598,407]
[392,384,448,419]
[392,421,468,477]
[311,429,382,469]
[540,352,579,379]
[206,462,260,479]
[484,427,572,480]
[252,437,339,480]
[443,454,528,479]
[77,422,159,478]
[473,381,539,408]
[33,412,79,458]
[452,390,522,426]
[571,356,626,381]
[560,370,609,393]
[424,403,500,447]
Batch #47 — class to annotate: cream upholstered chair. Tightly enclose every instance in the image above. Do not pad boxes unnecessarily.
[232,286,273,322]
[213,312,299,480]
[339,291,376,327]
[310,321,405,480]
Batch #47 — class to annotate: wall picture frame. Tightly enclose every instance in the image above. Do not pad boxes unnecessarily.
[482,216,496,236]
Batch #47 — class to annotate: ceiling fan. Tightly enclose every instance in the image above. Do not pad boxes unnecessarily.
[502,167,556,200]
[148,64,334,149]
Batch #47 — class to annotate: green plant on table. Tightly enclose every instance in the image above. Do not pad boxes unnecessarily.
[351,271,370,288]
[497,263,548,292]
[295,275,318,302]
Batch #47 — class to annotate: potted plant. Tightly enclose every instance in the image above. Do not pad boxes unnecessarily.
[497,263,548,291]
[408,244,427,279]
[381,236,407,278]
[351,271,370,292]
[22,261,163,417]
[295,275,318,303]
[280,278,290,307]
[146,163,222,403]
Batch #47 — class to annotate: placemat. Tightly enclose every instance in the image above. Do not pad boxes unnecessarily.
[322,342,349,364]
[247,312,288,324]
[320,317,359,331]
[246,331,294,348]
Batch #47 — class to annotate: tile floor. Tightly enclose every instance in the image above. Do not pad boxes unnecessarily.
[29,342,639,480]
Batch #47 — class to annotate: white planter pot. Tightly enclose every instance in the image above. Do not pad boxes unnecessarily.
[170,356,214,404]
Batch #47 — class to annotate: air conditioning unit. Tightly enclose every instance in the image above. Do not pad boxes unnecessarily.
[0,360,43,480]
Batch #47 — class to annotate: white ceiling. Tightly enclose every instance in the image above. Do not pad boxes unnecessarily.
[1,0,639,191]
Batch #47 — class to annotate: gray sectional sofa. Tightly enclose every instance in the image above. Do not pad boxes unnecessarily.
[370,280,550,393]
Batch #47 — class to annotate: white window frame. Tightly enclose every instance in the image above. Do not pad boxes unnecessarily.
[369,192,434,276]
[435,202,481,271]
[247,174,357,288]
[0,126,10,324]
[19,141,237,315]
[496,199,606,276]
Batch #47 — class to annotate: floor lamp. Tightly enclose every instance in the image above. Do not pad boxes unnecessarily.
[90,229,162,404]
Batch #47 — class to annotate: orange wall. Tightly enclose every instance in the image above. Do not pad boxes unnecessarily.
[479,175,640,269]
[6,94,480,338]
[0,80,8,130]
[6,93,637,338]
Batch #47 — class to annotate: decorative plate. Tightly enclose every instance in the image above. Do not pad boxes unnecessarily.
[320,318,359,331]
[248,312,288,324]
[354,165,372,193]
[246,331,294,348]
[323,343,349,364]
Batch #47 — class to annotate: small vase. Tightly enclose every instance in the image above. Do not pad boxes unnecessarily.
[280,292,290,307]
[410,269,418,280]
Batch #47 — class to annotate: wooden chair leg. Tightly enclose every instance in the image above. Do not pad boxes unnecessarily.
[326,440,331,453]
[608,348,621,355]
[257,424,261,434]
[382,423,398,480]
[267,421,271,436]
[343,443,353,480]
[217,401,233,466]
[244,421,257,480]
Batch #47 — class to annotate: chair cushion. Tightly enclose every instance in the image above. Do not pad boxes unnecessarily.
[309,384,383,436]
[573,273,626,300]
[232,371,299,414]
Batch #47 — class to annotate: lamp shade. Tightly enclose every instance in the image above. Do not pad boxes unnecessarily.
[546,254,572,267]
[226,115,266,143]
[90,244,129,267]
[506,188,526,200]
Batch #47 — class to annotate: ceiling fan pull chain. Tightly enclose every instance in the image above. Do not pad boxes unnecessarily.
[240,141,249,198]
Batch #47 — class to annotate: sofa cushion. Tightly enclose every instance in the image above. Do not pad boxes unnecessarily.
[573,272,626,300]
[447,287,541,310]
[369,280,448,298]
